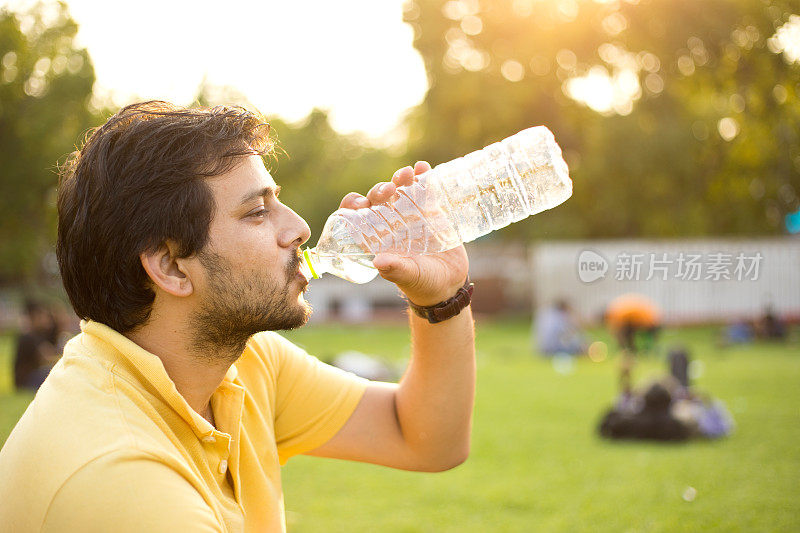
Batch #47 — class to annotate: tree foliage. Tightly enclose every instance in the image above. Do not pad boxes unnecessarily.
[266,110,403,241]
[0,1,96,282]
[403,0,800,239]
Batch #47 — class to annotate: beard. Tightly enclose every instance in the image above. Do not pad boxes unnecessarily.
[189,248,311,363]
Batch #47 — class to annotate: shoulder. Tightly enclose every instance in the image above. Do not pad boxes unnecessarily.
[42,449,222,532]
[241,331,309,373]
[0,347,191,512]
[247,330,303,355]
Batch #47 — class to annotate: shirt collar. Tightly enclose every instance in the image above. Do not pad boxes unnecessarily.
[76,320,240,439]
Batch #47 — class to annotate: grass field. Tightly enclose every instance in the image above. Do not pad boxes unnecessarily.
[1,320,798,531]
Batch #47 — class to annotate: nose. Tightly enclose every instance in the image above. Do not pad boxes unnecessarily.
[278,204,311,249]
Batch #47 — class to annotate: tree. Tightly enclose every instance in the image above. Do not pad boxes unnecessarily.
[0,1,96,283]
[267,110,404,241]
[403,0,800,239]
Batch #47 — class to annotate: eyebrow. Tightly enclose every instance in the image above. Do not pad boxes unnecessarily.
[240,185,281,205]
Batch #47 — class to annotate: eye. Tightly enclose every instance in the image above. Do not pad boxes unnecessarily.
[249,208,269,218]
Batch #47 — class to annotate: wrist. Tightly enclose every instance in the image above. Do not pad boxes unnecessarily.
[406,277,474,324]
[402,275,470,307]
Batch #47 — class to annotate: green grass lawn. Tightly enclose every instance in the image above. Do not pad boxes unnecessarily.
[1,321,798,531]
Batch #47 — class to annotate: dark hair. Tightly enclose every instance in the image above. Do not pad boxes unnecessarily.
[554,299,570,312]
[642,383,672,412]
[57,101,273,332]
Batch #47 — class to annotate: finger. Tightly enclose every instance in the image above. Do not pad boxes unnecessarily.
[391,165,414,187]
[373,253,421,286]
[340,192,369,209]
[413,161,431,175]
[366,181,396,205]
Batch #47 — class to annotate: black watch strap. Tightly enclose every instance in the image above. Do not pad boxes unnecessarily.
[407,278,474,324]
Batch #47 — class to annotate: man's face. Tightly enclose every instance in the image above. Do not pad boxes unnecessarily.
[188,155,312,358]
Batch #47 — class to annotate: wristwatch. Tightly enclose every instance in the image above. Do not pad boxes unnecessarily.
[407,277,474,324]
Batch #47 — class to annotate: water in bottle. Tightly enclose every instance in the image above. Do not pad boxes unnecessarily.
[299,126,573,284]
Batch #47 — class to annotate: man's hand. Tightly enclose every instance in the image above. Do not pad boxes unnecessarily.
[339,161,469,306]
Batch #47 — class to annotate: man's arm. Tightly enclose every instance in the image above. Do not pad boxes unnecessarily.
[306,162,475,472]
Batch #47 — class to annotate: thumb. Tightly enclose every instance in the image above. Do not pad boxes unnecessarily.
[373,253,420,286]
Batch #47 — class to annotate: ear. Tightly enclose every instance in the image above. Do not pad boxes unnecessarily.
[140,241,195,298]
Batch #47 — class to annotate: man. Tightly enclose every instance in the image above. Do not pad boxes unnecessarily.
[534,299,585,356]
[605,293,661,394]
[13,300,59,391]
[0,102,475,531]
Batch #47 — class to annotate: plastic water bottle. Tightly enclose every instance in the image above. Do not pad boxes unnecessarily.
[300,126,572,284]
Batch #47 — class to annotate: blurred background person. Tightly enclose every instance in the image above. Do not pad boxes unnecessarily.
[667,346,690,393]
[14,300,60,391]
[534,298,586,356]
[719,319,754,347]
[755,304,787,341]
[600,346,734,442]
[599,382,690,442]
[605,293,661,394]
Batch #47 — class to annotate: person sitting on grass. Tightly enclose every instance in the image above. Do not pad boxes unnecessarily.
[534,299,586,356]
[0,102,476,532]
[13,300,60,391]
[599,381,691,441]
[599,347,734,442]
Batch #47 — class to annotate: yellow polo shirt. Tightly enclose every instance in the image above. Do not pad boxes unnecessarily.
[0,320,368,532]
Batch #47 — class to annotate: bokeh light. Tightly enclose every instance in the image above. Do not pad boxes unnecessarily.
[460,15,482,35]
[563,41,645,115]
[588,341,608,363]
[768,15,800,63]
[689,360,706,381]
[564,65,640,115]
[717,117,740,141]
[501,59,525,82]
[773,84,788,104]
[552,354,576,375]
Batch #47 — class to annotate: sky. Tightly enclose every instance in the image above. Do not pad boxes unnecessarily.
[4,0,429,141]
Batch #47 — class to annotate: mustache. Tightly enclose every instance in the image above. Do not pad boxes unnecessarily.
[285,248,302,277]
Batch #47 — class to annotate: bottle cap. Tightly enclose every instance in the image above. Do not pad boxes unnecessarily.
[301,248,320,279]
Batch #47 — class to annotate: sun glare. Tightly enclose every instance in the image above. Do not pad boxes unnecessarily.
[564,65,641,115]
[768,15,800,64]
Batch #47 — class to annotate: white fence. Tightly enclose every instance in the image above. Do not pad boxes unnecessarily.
[530,238,800,325]
[303,274,401,323]
[302,241,533,322]
[302,237,800,324]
